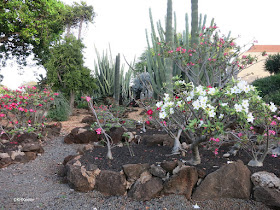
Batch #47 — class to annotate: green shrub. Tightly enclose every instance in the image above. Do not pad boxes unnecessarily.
[252,74,280,105]
[265,53,280,74]
[47,92,71,121]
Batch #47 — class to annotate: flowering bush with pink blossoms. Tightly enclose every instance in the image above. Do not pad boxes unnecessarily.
[0,86,59,139]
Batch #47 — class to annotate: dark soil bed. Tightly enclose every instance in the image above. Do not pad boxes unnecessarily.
[80,141,280,177]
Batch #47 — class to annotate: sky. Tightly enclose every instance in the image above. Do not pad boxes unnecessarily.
[1,0,280,89]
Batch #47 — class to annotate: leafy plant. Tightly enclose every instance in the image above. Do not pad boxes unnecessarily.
[264,53,280,75]
[47,92,71,121]
[252,74,280,105]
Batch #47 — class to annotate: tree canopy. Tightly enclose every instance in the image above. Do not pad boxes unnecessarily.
[44,35,97,110]
[0,0,67,66]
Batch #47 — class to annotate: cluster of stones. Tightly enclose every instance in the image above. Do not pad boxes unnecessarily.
[0,141,44,168]
[62,152,280,208]
[0,123,61,168]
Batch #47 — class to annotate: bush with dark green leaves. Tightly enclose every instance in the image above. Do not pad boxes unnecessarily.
[264,53,280,74]
[252,74,280,105]
[47,92,71,121]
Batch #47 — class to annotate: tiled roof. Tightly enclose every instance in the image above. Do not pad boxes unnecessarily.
[247,45,280,52]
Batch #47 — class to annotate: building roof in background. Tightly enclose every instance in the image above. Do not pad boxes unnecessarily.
[247,45,280,52]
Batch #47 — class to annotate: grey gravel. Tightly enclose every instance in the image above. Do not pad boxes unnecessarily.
[0,136,272,210]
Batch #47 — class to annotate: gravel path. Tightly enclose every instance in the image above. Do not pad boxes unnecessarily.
[0,136,272,210]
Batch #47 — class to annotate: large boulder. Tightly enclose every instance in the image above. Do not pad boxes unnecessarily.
[95,170,127,196]
[251,171,280,208]
[163,166,198,199]
[21,142,44,153]
[64,127,99,144]
[128,177,163,201]
[160,160,178,173]
[65,158,100,192]
[81,116,97,124]
[107,127,125,144]
[192,160,252,200]
[143,134,174,147]
[123,163,150,182]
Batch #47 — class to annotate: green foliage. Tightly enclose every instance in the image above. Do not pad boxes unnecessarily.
[0,0,67,66]
[47,92,71,121]
[44,35,97,107]
[93,47,132,104]
[264,53,280,74]
[252,74,280,105]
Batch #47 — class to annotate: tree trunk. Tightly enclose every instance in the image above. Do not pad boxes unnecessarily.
[191,144,201,165]
[70,90,75,114]
[66,24,71,37]
[78,18,84,40]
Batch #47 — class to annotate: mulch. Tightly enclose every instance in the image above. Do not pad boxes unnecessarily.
[80,129,280,177]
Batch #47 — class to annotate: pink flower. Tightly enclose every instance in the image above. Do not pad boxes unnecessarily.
[230,42,235,46]
[86,96,91,102]
[269,130,276,136]
[224,52,228,56]
[96,128,102,135]
[214,148,218,155]
[163,121,167,126]
[181,49,186,53]
[149,116,153,120]
[237,133,243,137]
[29,109,34,112]
[272,154,278,158]
[158,53,161,56]
[250,126,254,130]
[32,86,36,90]
[176,47,182,52]
[147,109,153,115]
[0,113,5,117]
[271,121,277,126]
[54,93,59,96]
[189,53,192,56]
[145,121,150,125]
[50,98,54,101]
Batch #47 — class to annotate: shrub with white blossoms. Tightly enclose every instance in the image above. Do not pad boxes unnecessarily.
[151,78,279,166]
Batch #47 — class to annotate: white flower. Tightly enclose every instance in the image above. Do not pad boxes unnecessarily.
[169,108,174,114]
[186,91,195,101]
[156,101,163,108]
[208,87,216,95]
[208,109,216,118]
[221,103,228,107]
[219,114,224,119]
[231,86,241,94]
[159,111,167,119]
[237,80,248,90]
[234,104,243,112]
[196,85,206,96]
[177,100,183,107]
[241,99,249,109]
[207,104,215,110]
[269,102,277,112]
[166,101,174,107]
[164,93,170,101]
[247,112,254,123]
[243,85,251,93]
[198,96,208,104]
[192,100,201,110]
[256,96,262,100]
[193,203,200,209]
[198,120,204,128]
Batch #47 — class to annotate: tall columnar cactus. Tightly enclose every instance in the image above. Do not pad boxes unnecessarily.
[114,53,120,104]
[191,0,199,47]
[146,0,208,98]
[93,47,132,104]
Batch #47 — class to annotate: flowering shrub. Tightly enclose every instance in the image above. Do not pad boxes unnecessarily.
[158,24,265,88]
[148,78,279,166]
[0,86,58,139]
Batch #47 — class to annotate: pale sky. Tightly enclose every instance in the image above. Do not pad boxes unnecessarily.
[1,0,280,89]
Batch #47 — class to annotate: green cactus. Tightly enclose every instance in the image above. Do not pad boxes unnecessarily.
[114,53,120,104]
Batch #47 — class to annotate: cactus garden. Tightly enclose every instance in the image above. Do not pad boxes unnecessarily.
[0,0,280,209]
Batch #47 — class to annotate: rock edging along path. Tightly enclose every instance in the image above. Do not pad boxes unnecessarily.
[0,136,272,210]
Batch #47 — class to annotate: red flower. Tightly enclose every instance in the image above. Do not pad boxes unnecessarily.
[147,109,153,115]
[145,121,150,125]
